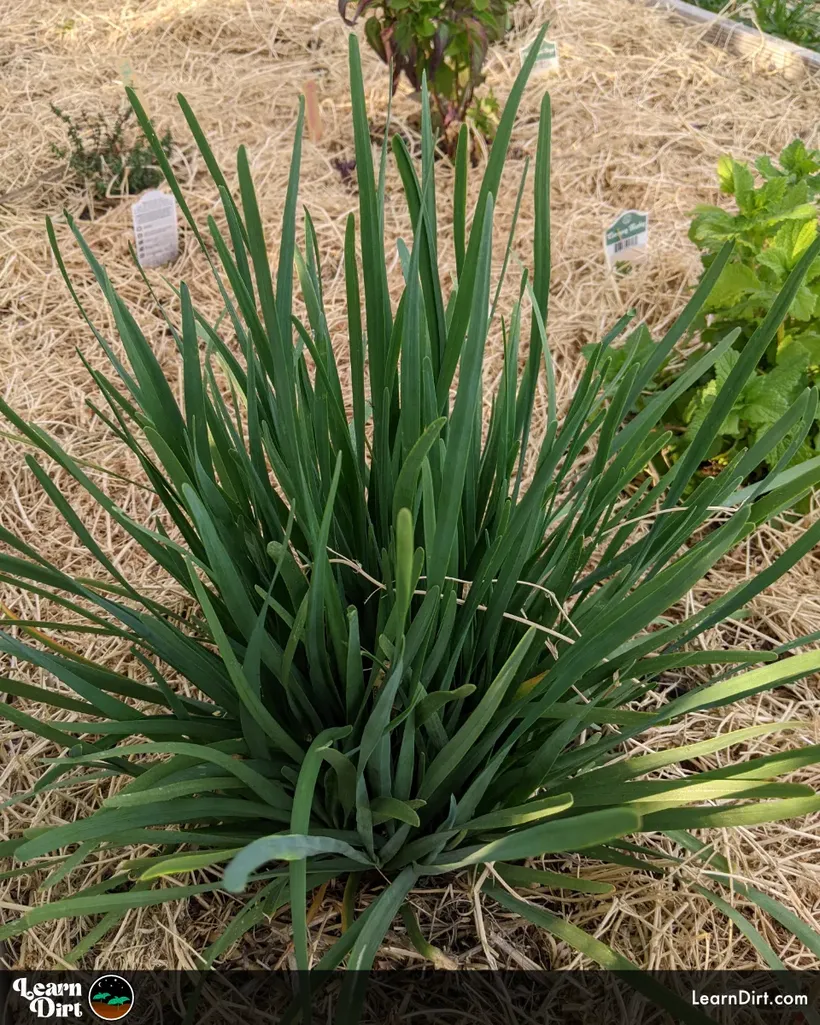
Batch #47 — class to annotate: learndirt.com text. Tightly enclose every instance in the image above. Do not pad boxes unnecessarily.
[692,988,809,1008]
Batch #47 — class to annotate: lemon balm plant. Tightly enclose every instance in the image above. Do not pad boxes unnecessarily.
[3,30,820,1009]
[677,141,820,476]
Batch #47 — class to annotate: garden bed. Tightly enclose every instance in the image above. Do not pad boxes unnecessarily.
[1,0,820,974]
[644,0,820,80]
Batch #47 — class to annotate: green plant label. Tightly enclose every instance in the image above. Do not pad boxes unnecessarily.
[519,38,559,75]
[132,190,179,268]
[604,210,649,266]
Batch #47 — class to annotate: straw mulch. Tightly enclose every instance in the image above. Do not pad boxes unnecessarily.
[1,0,820,973]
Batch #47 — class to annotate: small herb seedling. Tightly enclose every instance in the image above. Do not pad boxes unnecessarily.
[50,103,173,200]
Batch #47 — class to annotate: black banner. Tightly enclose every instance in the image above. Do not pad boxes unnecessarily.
[1,970,818,1025]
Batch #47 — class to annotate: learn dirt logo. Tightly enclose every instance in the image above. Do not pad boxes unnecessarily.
[88,976,134,1020]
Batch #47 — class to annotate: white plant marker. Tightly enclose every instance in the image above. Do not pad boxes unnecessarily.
[117,58,136,88]
[520,38,559,75]
[132,190,179,268]
[116,58,147,105]
[604,210,649,267]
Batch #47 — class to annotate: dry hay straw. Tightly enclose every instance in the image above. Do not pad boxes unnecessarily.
[1,0,820,974]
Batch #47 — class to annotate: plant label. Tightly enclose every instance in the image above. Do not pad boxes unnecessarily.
[116,58,147,106]
[117,58,137,87]
[605,210,649,266]
[520,39,559,75]
[132,190,179,268]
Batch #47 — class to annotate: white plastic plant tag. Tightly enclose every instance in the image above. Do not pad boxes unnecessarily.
[117,58,137,88]
[604,210,649,266]
[520,38,559,75]
[132,190,178,268]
